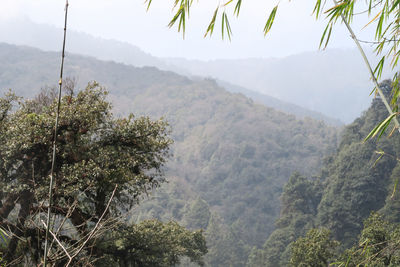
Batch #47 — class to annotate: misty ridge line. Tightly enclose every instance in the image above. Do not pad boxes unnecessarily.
[0,18,394,124]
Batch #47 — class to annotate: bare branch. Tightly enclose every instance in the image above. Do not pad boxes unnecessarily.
[41,220,72,261]
[66,184,118,267]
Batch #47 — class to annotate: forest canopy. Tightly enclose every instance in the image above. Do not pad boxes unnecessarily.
[0,82,207,266]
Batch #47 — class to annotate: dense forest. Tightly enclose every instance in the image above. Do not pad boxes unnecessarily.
[249,81,400,266]
[0,43,341,265]
[3,41,400,266]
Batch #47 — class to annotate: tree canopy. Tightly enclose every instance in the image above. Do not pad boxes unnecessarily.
[0,82,207,266]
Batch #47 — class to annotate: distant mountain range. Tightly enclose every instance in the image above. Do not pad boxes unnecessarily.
[1,17,392,124]
[164,52,395,123]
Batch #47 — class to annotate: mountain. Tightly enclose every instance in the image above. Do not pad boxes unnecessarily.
[0,17,168,69]
[0,18,381,124]
[254,81,400,266]
[216,79,343,126]
[164,51,395,123]
[0,43,340,265]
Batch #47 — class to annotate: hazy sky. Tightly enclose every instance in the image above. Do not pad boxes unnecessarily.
[1,0,375,60]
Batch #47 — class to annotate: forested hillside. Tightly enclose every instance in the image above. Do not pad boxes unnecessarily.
[0,43,340,265]
[252,81,400,266]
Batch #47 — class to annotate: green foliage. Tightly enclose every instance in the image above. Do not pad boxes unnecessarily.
[258,81,400,266]
[290,228,339,267]
[381,164,400,223]
[246,247,264,267]
[204,213,249,267]
[0,83,207,265]
[336,213,400,266]
[99,219,207,267]
[316,84,400,248]
[260,172,322,266]
[183,198,211,230]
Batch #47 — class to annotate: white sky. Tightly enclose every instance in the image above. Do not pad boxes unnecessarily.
[0,0,375,60]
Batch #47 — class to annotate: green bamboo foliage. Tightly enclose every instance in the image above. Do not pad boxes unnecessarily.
[264,6,278,36]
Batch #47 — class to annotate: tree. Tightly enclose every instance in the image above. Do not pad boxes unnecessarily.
[98,219,207,266]
[290,228,339,267]
[337,213,400,266]
[0,82,207,266]
[261,172,322,266]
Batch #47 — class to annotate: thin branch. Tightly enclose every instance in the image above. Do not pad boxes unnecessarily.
[357,37,400,44]
[353,2,381,15]
[41,220,72,261]
[48,199,78,258]
[66,184,118,267]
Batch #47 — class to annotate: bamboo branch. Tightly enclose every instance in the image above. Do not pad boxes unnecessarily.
[44,0,70,264]
[333,0,400,132]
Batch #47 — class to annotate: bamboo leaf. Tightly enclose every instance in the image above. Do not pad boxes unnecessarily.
[320,23,330,49]
[369,86,377,96]
[167,2,188,38]
[373,56,385,79]
[364,113,398,142]
[234,0,242,17]
[264,5,278,36]
[363,10,382,30]
[372,151,385,168]
[390,0,400,13]
[145,0,152,11]
[224,0,233,7]
[313,0,322,19]
[324,24,333,49]
[388,125,398,137]
[325,2,347,14]
[204,7,219,38]
[376,10,385,39]
[222,11,225,40]
[225,13,232,41]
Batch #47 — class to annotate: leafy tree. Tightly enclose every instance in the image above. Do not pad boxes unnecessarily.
[261,172,322,266]
[204,213,249,267]
[381,163,400,223]
[98,219,207,267]
[317,85,400,248]
[337,213,400,266]
[290,228,339,267]
[183,198,211,230]
[0,82,206,266]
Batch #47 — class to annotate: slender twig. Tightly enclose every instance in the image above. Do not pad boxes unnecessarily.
[353,2,381,15]
[333,0,400,132]
[48,199,78,258]
[66,184,118,267]
[41,220,72,261]
[357,38,400,44]
[43,0,69,265]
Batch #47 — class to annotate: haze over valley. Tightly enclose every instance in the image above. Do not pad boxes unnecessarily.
[1,3,400,266]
